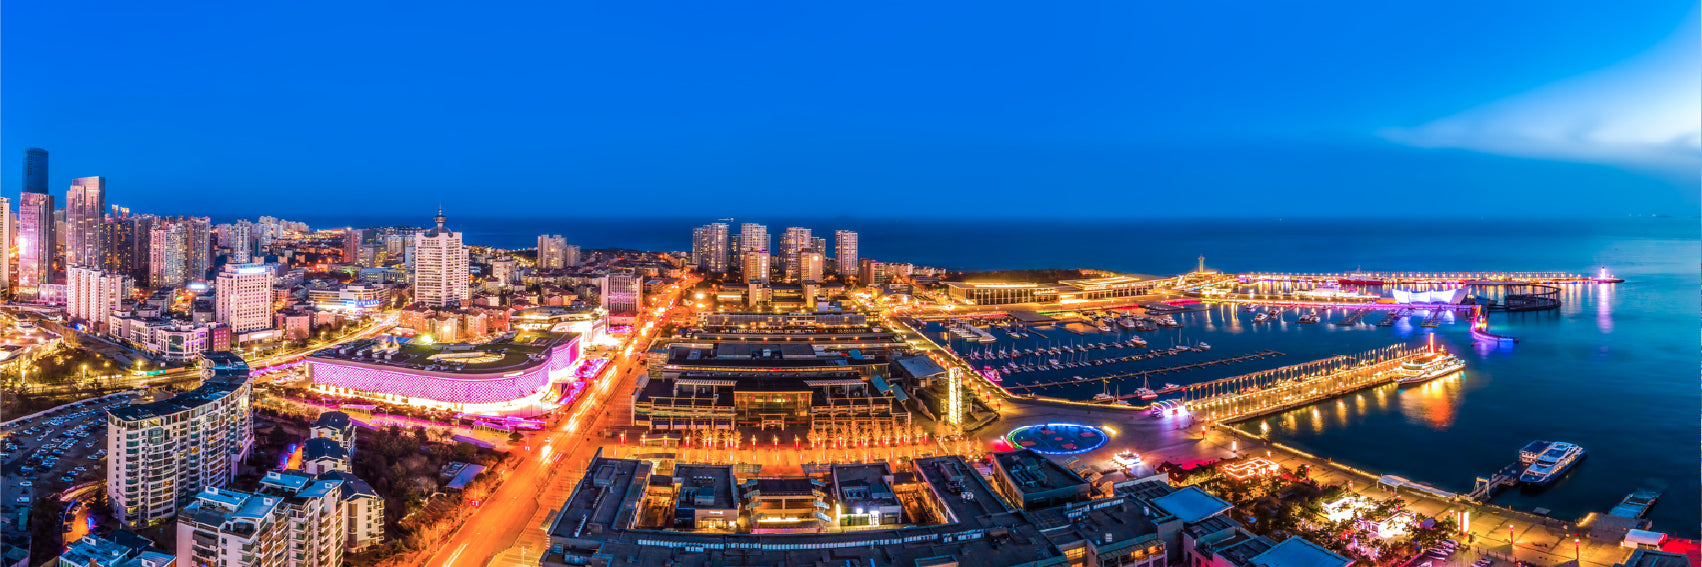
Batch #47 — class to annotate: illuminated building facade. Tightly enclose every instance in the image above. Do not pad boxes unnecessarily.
[66,176,106,268]
[216,263,276,333]
[18,190,54,290]
[833,230,857,277]
[66,265,133,331]
[413,210,469,307]
[691,222,731,273]
[304,332,582,413]
[107,352,254,528]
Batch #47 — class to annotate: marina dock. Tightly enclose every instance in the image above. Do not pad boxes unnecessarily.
[1000,350,1283,393]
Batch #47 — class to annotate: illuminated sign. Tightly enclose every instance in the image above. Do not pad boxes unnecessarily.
[343,299,381,308]
[237,267,268,275]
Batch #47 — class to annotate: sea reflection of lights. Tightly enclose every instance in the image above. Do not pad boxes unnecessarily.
[1595,283,1613,333]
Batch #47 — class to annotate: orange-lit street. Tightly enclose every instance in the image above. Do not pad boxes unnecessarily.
[423,278,694,567]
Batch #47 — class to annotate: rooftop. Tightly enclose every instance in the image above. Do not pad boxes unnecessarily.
[304,437,349,462]
[108,370,248,422]
[313,410,352,431]
[1250,536,1354,567]
[306,331,577,374]
[542,455,1166,567]
[1149,486,1234,524]
[831,463,899,511]
[672,464,738,510]
[993,449,1090,495]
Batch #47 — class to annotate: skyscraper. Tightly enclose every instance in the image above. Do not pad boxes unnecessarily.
[834,230,858,277]
[691,223,731,273]
[183,217,212,281]
[780,227,812,282]
[98,219,137,276]
[66,176,107,269]
[738,223,768,269]
[22,148,48,194]
[149,222,187,288]
[216,263,276,333]
[0,197,11,291]
[413,210,469,307]
[538,234,570,269]
[18,192,54,289]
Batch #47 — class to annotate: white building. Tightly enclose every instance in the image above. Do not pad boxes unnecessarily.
[306,283,391,313]
[67,266,133,331]
[176,470,345,567]
[490,257,518,285]
[108,352,254,528]
[538,235,578,269]
[799,248,824,283]
[412,210,469,307]
[216,263,275,333]
[316,471,385,551]
[738,223,768,269]
[834,230,858,277]
[743,248,770,284]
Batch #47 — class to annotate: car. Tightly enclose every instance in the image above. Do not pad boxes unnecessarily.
[60,475,73,482]
[73,466,85,472]
[16,496,28,504]
[20,466,32,474]
[17,481,30,488]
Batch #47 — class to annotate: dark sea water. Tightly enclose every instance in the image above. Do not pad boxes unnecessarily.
[295,215,1698,536]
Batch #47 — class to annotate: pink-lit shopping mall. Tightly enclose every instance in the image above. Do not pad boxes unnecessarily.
[303,331,586,415]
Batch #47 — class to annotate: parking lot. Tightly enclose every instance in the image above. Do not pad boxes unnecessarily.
[1,393,141,527]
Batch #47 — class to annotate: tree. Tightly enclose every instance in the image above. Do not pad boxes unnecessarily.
[508,431,524,444]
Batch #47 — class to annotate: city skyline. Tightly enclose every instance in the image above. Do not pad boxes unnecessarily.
[3,2,1696,218]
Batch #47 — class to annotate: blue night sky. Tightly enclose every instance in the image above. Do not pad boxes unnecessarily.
[3,1,1696,218]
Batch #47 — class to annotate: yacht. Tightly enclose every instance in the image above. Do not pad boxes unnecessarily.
[1253,312,1271,323]
[1520,442,1585,486]
[1297,311,1321,324]
[1396,352,1465,385]
[1241,304,1257,312]
[1194,341,1211,352]
[1091,393,1117,403]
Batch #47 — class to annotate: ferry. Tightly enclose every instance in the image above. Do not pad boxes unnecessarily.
[1519,442,1585,485]
[1518,441,1552,465]
[1395,352,1465,385]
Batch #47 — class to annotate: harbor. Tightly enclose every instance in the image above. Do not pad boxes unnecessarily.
[900,253,1694,543]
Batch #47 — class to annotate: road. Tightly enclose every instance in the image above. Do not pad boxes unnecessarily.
[18,314,397,395]
[422,279,693,567]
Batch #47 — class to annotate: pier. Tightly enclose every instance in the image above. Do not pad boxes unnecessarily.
[1000,350,1284,393]
[1184,344,1427,422]
[1470,463,1525,501]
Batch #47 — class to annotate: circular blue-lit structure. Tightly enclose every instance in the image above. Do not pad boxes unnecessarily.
[1005,423,1108,455]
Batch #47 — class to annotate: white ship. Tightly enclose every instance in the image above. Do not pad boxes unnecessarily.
[1519,442,1584,486]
